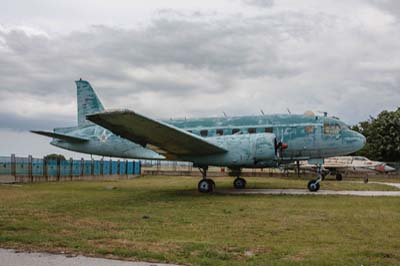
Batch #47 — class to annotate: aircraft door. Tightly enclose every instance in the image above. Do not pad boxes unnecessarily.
[254,133,277,161]
[302,125,316,157]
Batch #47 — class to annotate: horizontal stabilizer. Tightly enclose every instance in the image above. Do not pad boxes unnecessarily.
[87,110,227,157]
[31,130,89,143]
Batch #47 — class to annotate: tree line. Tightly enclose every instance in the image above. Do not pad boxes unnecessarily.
[352,108,400,162]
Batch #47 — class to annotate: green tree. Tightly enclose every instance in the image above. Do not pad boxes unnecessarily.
[352,108,400,161]
[44,154,66,161]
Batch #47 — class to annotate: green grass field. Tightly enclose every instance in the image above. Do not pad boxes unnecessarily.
[1,176,400,266]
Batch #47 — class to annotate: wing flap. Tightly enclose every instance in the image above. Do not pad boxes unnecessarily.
[87,110,227,157]
[31,130,89,143]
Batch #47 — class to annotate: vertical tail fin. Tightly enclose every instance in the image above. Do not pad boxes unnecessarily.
[76,79,105,127]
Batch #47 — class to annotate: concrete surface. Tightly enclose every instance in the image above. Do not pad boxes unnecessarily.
[0,249,180,266]
[216,188,400,197]
[364,181,400,189]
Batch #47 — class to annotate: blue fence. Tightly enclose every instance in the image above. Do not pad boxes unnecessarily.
[0,155,141,180]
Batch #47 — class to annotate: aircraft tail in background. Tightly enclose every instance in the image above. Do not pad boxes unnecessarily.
[76,79,105,127]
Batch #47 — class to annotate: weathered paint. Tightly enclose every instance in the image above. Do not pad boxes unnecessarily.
[166,114,365,165]
[51,125,164,160]
[76,79,104,127]
[34,80,366,169]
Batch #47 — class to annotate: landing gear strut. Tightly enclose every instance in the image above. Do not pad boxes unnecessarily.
[336,173,343,181]
[198,166,215,193]
[230,168,247,189]
[308,164,323,192]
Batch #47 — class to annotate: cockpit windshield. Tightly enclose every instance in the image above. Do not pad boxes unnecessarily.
[323,123,341,135]
[353,156,367,161]
[339,123,350,130]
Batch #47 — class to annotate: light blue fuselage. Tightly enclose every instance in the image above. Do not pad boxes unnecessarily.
[52,113,365,168]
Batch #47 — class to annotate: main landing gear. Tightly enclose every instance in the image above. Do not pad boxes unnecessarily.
[230,168,247,189]
[198,166,215,193]
[307,165,323,192]
[233,177,247,189]
[197,167,248,193]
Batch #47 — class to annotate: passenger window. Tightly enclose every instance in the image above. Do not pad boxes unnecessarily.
[248,128,256,134]
[200,130,208,137]
[265,127,273,133]
[187,130,192,133]
[232,128,241,135]
[304,126,315,134]
[216,129,224,136]
[323,124,340,135]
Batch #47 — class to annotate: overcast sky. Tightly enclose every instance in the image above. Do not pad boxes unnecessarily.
[0,0,400,158]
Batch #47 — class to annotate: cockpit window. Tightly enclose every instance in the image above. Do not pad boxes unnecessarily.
[339,123,349,130]
[324,123,341,135]
[354,157,367,161]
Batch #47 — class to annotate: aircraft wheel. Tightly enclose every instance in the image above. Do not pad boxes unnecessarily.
[198,179,215,193]
[208,179,215,187]
[336,173,343,181]
[308,180,320,192]
[233,177,247,189]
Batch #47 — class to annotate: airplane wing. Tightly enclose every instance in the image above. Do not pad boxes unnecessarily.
[87,110,227,158]
[31,130,89,143]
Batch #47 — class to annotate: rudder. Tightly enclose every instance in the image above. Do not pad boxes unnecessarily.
[76,79,105,127]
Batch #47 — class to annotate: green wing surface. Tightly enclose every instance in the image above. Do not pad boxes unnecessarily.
[87,110,227,157]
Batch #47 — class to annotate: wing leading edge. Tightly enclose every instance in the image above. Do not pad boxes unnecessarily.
[31,130,89,143]
[87,110,227,158]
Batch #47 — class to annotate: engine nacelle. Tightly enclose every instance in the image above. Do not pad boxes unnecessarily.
[190,133,278,167]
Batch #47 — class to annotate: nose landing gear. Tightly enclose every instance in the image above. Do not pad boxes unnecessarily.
[307,178,321,192]
[308,164,323,192]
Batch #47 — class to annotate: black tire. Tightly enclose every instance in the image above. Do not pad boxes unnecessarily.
[307,180,320,192]
[233,178,246,189]
[198,179,210,193]
[208,179,216,187]
[208,179,216,191]
[336,173,343,181]
[198,179,215,193]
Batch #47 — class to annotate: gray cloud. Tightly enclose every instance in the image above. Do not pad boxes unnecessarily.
[242,0,274,8]
[0,6,399,136]
[368,0,400,18]
[0,112,74,131]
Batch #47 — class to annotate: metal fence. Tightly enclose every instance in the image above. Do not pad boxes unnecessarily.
[0,155,141,183]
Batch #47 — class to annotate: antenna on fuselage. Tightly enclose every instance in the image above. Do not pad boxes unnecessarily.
[223,112,227,118]
[317,111,328,117]
[260,110,265,116]
[287,108,291,114]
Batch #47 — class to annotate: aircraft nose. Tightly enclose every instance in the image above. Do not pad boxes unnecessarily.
[384,165,396,172]
[345,131,366,153]
[360,133,366,146]
[353,131,366,150]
